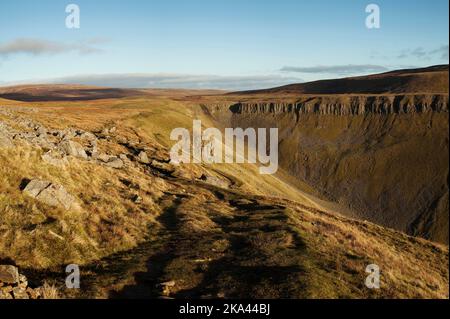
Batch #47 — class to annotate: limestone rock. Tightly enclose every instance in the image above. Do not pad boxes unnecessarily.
[97,153,112,163]
[0,265,19,284]
[199,174,229,188]
[105,158,124,169]
[0,265,44,299]
[59,140,88,159]
[23,179,75,210]
[137,151,150,164]
[79,131,97,141]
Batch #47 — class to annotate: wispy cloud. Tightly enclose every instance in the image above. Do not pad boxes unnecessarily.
[280,64,388,76]
[395,45,449,61]
[0,73,304,90]
[0,38,106,57]
[429,45,449,60]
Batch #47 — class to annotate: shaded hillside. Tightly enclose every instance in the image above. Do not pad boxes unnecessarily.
[235,65,449,95]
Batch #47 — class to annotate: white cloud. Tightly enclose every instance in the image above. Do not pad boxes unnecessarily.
[0,38,106,57]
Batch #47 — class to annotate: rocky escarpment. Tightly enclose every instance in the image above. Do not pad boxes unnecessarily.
[206,94,449,117]
[200,94,449,244]
[0,106,177,176]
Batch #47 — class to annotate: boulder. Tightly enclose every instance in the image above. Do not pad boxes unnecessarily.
[59,140,87,159]
[199,174,229,189]
[0,265,19,284]
[97,153,112,163]
[105,158,124,169]
[79,131,97,141]
[137,151,150,164]
[23,179,75,210]
[59,129,76,141]
[119,153,128,161]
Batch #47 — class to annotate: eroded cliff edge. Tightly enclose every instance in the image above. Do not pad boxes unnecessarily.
[200,94,449,244]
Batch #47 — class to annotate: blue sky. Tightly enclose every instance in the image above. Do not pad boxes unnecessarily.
[0,0,448,89]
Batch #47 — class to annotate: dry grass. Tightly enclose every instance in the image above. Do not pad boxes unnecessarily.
[0,142,165,268]
[39,282,60,299]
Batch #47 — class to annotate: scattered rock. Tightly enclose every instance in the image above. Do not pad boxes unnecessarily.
[0,265,45,299]
[199,174,229,188]
[18,274,28,289]
[137,151,150,164]
[23,179,75,210]
[104,158,124,169]
[79,131,96,141]
[119,153,129,161]
[59,128,76,141]
[59,140,88,159]
[0,265,19,284]
[97,153,112,163]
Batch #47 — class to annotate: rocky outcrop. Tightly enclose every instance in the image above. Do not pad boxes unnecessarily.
[59,140,88,159]
[199,174,230,189]
[0,265,42,299]
[0,265,19,284]
[22,179,75,210]
[204,94,449,117]
[137,151,150,164]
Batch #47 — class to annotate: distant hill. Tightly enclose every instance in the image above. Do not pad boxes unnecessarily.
[0,84,144,102]
[234,65,449,95]
[0,84,224,102]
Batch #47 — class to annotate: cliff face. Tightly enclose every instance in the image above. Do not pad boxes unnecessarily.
[201,94,450,244]
[227,94,449,115]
